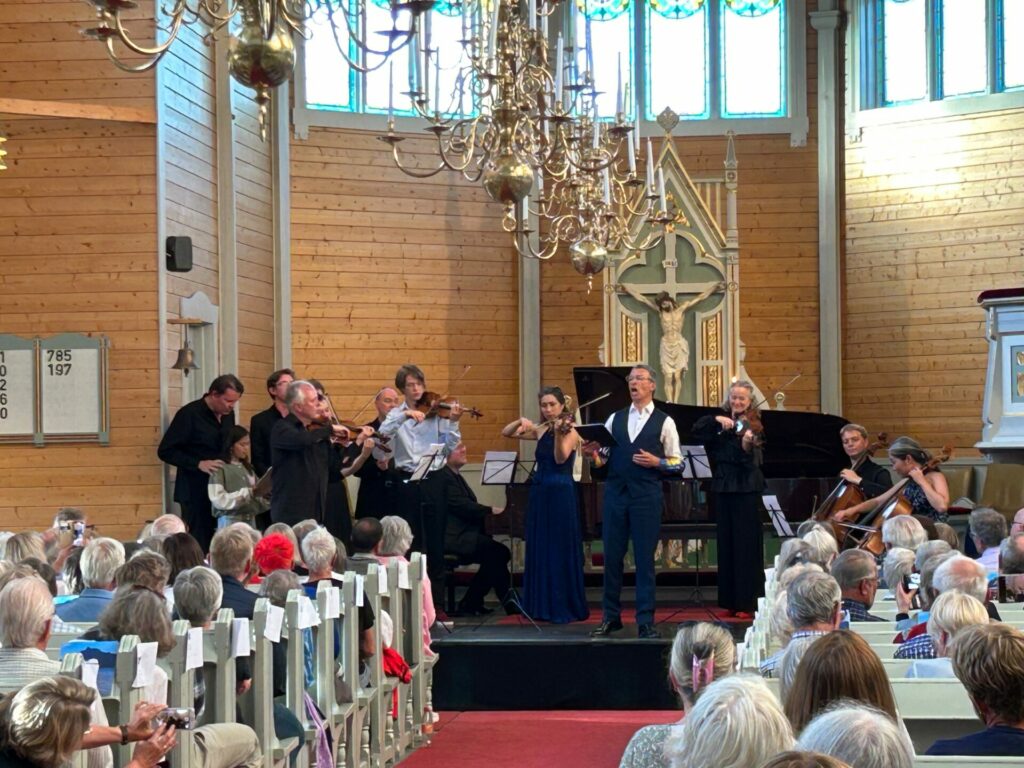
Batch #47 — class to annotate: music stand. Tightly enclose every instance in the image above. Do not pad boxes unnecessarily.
[668,446,717,616]
[678,445,712,480]
[762,495,795,538]
[479,450,541,630]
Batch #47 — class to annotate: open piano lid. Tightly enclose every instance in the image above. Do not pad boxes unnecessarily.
[573,365,850,479]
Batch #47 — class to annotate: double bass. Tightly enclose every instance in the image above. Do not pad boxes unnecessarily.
[841,445,953,556]
[812,433,889,547]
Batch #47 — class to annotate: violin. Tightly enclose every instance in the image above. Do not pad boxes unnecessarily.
[813,433,890,546]
[731,407,764,446]
[847,445,953,557]
[540,412,576,435]
[414,391,484,420]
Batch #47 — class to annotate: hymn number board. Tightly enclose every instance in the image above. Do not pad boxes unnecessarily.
[0,333,110,445]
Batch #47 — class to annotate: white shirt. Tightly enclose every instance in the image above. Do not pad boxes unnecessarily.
[379,402,461,474]
[603,401,682,459]
[978,547,1000,576]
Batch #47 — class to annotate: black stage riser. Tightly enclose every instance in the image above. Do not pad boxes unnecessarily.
[432,637,678,710]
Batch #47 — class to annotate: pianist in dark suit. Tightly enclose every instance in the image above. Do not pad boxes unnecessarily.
[691,379,765,619]
[440,443,516,615]
[838,423,894,499]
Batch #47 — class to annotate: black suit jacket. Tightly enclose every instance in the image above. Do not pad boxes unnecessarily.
[440,466,491,558]
[270,414,332,525]
[858,456,894,498]
[250,404,286,477]
[157,397,235,506]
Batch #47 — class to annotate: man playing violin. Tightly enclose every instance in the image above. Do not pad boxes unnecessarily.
[355,387,402,521]
[269,380,352,527]
[839,424,893,499]
[379,364,464,608]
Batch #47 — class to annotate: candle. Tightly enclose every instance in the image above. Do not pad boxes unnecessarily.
[462,0,470,40]
[528,0,536,31]
[489,0,501,60]
[602,169,610,204]
[646,138,655,193]
[567,0,577,50]
[585,14,593,76]
[592,101,600,148]
[657,167,666,211]
[434,53,441,113]
[388,61,394,123]
[554,33,563,103]
[627,129,636,173]
[616,53,623,116]
[540,2,548,39]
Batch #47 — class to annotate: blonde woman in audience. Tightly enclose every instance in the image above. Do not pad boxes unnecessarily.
[783,630,899,734]
[376,516,435,655]
[797,704,914,768]
[619,622,734,768]
[907,591,989,678]
[664,675,794,768]
[3,533,46,565]
[881,516,927,553]
[0,677,175,768]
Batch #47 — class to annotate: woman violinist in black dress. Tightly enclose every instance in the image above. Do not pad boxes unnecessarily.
[691,380,765,618]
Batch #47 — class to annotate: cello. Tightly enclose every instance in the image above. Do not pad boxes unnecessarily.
[812,433,889,546]
[841,445,953,556]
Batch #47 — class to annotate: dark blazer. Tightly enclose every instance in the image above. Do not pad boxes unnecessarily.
[270,414,332,525]
[219,574,259,619]
[157,397,235,506]
[440,466,492,558]
[250,404,286,477]
[858,456,894,498]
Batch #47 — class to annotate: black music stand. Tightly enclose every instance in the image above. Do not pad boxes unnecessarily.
[762,495,795,538]
[480,452,541,631]
[673,446,716,616]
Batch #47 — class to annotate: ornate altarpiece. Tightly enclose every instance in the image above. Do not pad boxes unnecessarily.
[602,132,742,406]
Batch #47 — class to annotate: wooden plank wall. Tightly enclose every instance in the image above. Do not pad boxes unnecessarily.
[233,82,276,399]
[0,0,163,539]
[0,114,161,539]
[161,26,219,415]
[843,108,1024,454]
[289,128,521,456]
[541,17,822,414]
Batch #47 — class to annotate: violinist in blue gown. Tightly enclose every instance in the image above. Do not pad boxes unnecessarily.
[501,386,589,623]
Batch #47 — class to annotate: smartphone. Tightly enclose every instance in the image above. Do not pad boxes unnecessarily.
[156,707,195,730]
[839,609,851,630]
[902,573,921,591]
[73,521,85,547]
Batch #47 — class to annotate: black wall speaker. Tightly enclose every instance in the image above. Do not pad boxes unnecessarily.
[166,236,193,272]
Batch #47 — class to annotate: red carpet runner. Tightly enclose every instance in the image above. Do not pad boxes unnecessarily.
[398,710,678,767]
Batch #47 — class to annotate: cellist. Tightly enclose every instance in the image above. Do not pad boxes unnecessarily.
[839,424,893,499]
[834,436,950,525]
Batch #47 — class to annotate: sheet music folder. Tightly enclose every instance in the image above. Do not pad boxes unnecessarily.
[574,423,618,448]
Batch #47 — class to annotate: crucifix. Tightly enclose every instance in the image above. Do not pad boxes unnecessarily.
[616,230,725,403]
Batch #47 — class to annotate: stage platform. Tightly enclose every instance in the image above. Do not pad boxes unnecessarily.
[430,588,752,711]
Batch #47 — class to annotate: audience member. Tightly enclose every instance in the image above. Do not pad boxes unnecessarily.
[783,630,898,733]
[881,547,914,593]
[252,533,294,582]
[933,521,960,551]
[148,514,187,541]
[3,533,46,565]
[264,524,303,572]
[114,551,171,595]
[348,518,384,574]
[209,526,257,620]
[0,677,174,768]
[760,572,842,677]
[926,623,1024,755]
[377,516,436,653]
[910,514,939,541]
[969,507,1007,575]
[892,550,956,649]
[620,622,734,768]
[161,533,205,586]
[776,540,814,578]
[907,591,989,678]
[801,528,838,571]
[758,753,851,768]
[882,516,927,553]
[999,532,1024,598]
[778,634,818,703]
[831,550,884,621]
[914,539,951,572]
[797,704,913,768]
[60,547,85,596]
[16,559,57,598]
[664,676,793,768]
[55,538,124,622]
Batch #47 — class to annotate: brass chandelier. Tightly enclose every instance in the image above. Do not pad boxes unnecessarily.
[80,0,429,136]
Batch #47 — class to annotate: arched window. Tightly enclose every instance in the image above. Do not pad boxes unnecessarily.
[295,0,807,142]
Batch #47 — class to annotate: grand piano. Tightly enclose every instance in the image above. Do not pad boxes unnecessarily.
[497,366,851,541]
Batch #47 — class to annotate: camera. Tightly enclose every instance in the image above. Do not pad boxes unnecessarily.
[156,707,195,730]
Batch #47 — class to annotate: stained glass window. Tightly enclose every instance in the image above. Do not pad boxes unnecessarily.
[940,0,987,97]
[645,0,709,119]
[1001,0,1024,89]
[882,0,926,105]
[862,0,1023,110]
[720,0,785,116]
[575,0,635,120]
